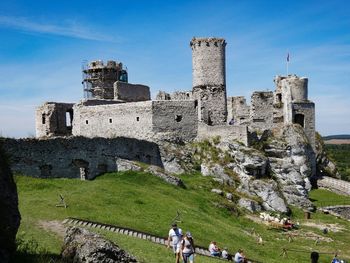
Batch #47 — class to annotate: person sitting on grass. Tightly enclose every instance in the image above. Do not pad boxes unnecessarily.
[222,247,232,260]
[181,231,195,263]
[234,249,247,263]
[208,241,221,257]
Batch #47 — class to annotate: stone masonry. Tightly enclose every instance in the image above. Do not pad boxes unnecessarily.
[35,37,315,153]
[3,137,163,180]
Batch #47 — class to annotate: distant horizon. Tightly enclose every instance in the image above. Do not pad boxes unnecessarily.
[0,0,349,137]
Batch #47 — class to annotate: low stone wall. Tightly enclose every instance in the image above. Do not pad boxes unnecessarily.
[197,123,248,145]
[1,137,163,180]
[319,205,350,221]
[317,176,350,196]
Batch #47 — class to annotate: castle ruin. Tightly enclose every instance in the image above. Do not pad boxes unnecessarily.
[35,37,315,151]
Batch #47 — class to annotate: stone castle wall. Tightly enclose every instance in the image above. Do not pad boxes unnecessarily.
[292,102,315,150]
[114,81,150,102]
[36,102,74,138]
[250,91,274,130]
[197,123,249,145]
[317,176,350,196]
[193,85,227,125]
[152,100,198,141]
[2,137,162,180]
[227,96,250,125]
[72,100,198,142]
[73,101,154,140]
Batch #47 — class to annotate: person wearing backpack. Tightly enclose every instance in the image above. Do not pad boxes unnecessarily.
[181,231,195,263]
[167,223,183,263]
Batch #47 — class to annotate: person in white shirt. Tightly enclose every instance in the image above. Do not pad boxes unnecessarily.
[167,223,183,263]
[208,241,221,257]
[221,247,229,259]
[234,249,246,263]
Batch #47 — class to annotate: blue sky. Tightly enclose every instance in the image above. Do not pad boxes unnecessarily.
[0,0,349,137]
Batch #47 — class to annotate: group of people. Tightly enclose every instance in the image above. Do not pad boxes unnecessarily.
[167,223,248,263]
[167,223,195,263]
[311,252,347,263]
[209,241,247,262]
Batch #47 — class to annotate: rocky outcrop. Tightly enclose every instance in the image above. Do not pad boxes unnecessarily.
[116,158,184,187]
[61,227,138,263]
[160,125,317,213]
[315,132,341,179]
[265,125,314,209]
[0,144,21,263]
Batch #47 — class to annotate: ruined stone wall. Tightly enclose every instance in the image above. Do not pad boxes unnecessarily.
[2,137,162,180]
[155,91,193,101]
[292,102,315,150]
[317,176,350,196]
[192,86,227,125]
[114,81,150,102]
[197,123,248,145]
[227,96,250,125]
[72,101,154,140]
[72,100,198,142]
[250,91,274,130]
[36,102,74,138]
[152,100,198,141]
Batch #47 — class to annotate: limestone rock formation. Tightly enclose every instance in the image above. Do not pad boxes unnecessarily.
[265,125,314,209]
[315,132,341,179]
[0,145,21,262]
[156,124,317,213]
[61,227,138,263]
[116,158,184,187]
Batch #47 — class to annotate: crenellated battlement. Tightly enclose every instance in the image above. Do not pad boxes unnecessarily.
[190,37,226,49]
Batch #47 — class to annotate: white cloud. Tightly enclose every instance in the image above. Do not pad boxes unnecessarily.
[0,15,117,42]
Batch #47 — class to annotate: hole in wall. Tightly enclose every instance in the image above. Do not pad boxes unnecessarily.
[136,117,140,121]
[175,115,182,122]
[85,120,89,124]
[294,114,305,128]
[66,111,73,127]
[109,118,112,123]
[39,164,52,177]
[277,93,282,103]
[42,114,46,124]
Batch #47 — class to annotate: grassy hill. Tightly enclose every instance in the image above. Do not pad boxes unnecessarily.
[14,171,350,263]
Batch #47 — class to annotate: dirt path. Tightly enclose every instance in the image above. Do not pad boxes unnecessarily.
[37,220,67,238]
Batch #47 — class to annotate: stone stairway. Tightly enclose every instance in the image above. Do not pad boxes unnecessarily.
[62,217,260,261]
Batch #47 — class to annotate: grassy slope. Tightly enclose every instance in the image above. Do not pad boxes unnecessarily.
[15,172,350,262]
[325,144,350,181]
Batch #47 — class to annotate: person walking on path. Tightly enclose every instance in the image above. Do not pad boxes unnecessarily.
[181,231,195,263]
[167,223,183,263]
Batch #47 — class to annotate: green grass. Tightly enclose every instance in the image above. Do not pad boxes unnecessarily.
[14,172,350,262]
[309,188,350,207]
[325,144,350,181]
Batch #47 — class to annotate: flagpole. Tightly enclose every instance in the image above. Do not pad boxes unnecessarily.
[286,52,289,75]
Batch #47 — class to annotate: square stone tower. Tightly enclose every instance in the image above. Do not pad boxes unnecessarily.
[190,37,227,125]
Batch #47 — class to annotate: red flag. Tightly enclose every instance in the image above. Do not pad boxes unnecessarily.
[287,53,290,62]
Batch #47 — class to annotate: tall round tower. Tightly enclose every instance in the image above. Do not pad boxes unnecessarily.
[284,75,308,102]
[190,37,227,125]
[190,37,226,87]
